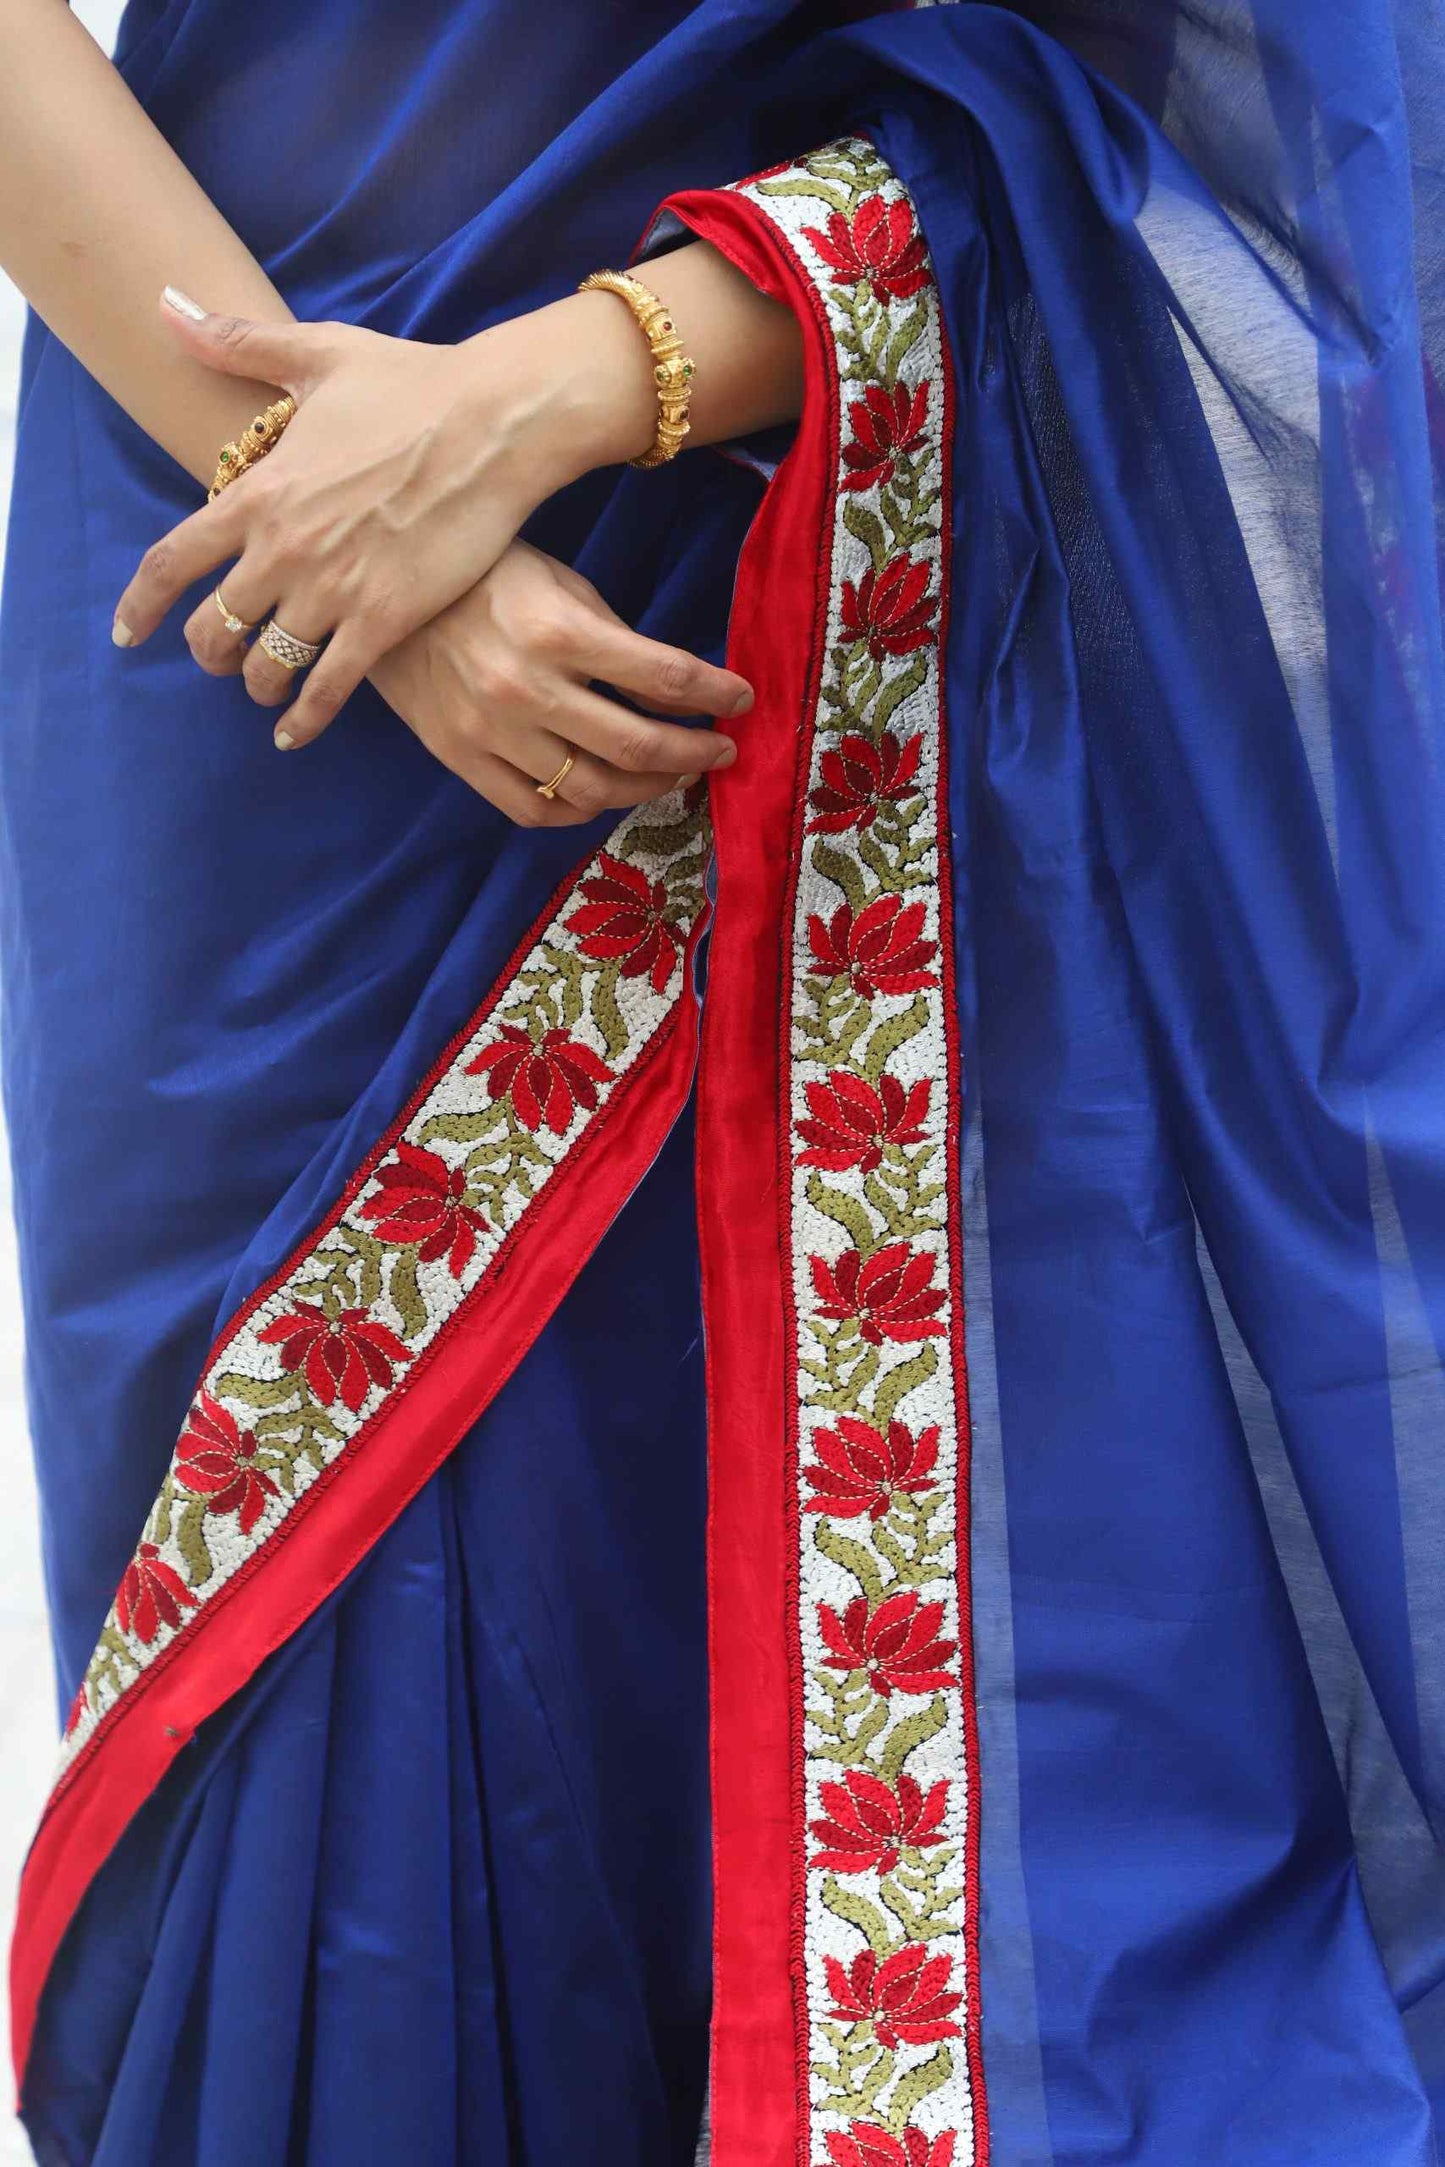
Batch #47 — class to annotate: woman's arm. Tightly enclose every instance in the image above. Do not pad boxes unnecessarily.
[0,0,796,810]
[0,0,294,481]
[0,0,753,812]
[0,3,801,511]
[112,247,803,749]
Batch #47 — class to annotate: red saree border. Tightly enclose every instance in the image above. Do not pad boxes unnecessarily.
[667,187,837,2162]
[676,144,988,2167]
[11,808,710,2089]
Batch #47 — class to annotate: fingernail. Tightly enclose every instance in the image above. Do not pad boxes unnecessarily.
[274,727,295,751]
[728,687,754,717]
[111,616,134,648]
[713,736,738,767]
[162,285,207,322]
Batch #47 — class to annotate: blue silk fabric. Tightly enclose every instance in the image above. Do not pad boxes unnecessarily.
[4,2,1445,2160]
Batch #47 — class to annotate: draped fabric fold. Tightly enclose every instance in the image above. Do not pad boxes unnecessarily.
[4,2,1445,2161]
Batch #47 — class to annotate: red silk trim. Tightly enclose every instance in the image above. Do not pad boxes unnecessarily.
[10,857,705,2088]
[671,157,988,2164]
[673,187,838,2164]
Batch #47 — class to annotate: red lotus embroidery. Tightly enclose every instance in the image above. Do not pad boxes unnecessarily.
[258,1302,412,1414]
[841,380,930,492]
[802,1414,939,1519]
[822,2121,957,2167]
[841,556,939,661]
[824,1943,963,2048]
[467,1025,613,1135]
[563,852,683,996]
[808,730,923,833]
[116,1541,196,1645]
[804,195,932,304]
[809,1768,949,1874]
[174,1392,280,1536]
[807,896,937,999]
[810,1242,946,1343]
[818,1589,957,1696]
[797,1068,931,1172]
[358,1140,487,1278]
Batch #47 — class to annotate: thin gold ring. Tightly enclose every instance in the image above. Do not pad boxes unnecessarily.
[213,586,258,638]
[536,751,576,801]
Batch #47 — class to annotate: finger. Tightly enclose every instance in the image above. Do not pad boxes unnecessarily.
[513,727,684,817]
[113,497,246,649]
[244,606,334,712]
[575,617,754,722]
[182,574,275,679]
[560,686,739,778]
[159,289,324,395]
[446,744,593,830]
[270,628,377,746]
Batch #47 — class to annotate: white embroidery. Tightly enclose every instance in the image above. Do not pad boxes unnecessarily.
[738,140,981,2164]
[62,798,708,1768]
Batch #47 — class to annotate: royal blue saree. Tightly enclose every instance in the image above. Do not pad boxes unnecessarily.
[4,2,1445,2162]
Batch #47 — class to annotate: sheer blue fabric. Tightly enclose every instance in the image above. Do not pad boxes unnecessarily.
[3,2,1444,2160]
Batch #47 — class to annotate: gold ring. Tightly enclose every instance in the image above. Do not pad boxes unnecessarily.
[213,586,257,638]
[209,394,298,501]
[257,619,325,672]
[536,752,576,801]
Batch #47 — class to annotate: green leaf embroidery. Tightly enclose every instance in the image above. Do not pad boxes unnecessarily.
[418,1108,508,1147]
[872,652,930,736]
[821,1875,894,1955]
[872,1489,954,1590]
[809,2026,896,2119]
[877,1693,949,1783]
[807,1666,892,1767]
[810,838,872,915]
[879,1848,964,1941]
[755,175,853,215]
[842,498,891,576]
[147,1475,175,1549]
[620,809,707,863]
[388,1246,428,1341]
[883,300,929,385]
[806,1172,880,1257]
[213,1370,304,1410]
[335,1223,383,1307]
[174,1497,215,1589]
[886,2044,954,2134]
[862,995,929,1080]
[813,1516,887,1608]
[871,1341,939,1428]
[589,963,629,1060]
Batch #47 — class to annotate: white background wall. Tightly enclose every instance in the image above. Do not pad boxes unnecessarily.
[0,4,128,2153]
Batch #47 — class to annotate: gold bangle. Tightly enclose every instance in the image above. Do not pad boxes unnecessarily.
[576,270,695,470]
[208,394,298,501]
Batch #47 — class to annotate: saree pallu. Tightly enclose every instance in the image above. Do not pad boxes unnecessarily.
[5,3,1445,2162]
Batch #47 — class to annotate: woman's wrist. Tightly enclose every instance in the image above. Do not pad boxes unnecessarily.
[457,289,660,499]
[452,242,805,502]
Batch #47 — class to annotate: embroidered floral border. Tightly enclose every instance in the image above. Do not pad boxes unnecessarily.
[737,142,985,2167]
[56,798,709,1775]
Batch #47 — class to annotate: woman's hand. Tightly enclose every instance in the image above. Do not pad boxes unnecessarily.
[362,541,748,827]
[108,250,803,749]
[111,287,659,745]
